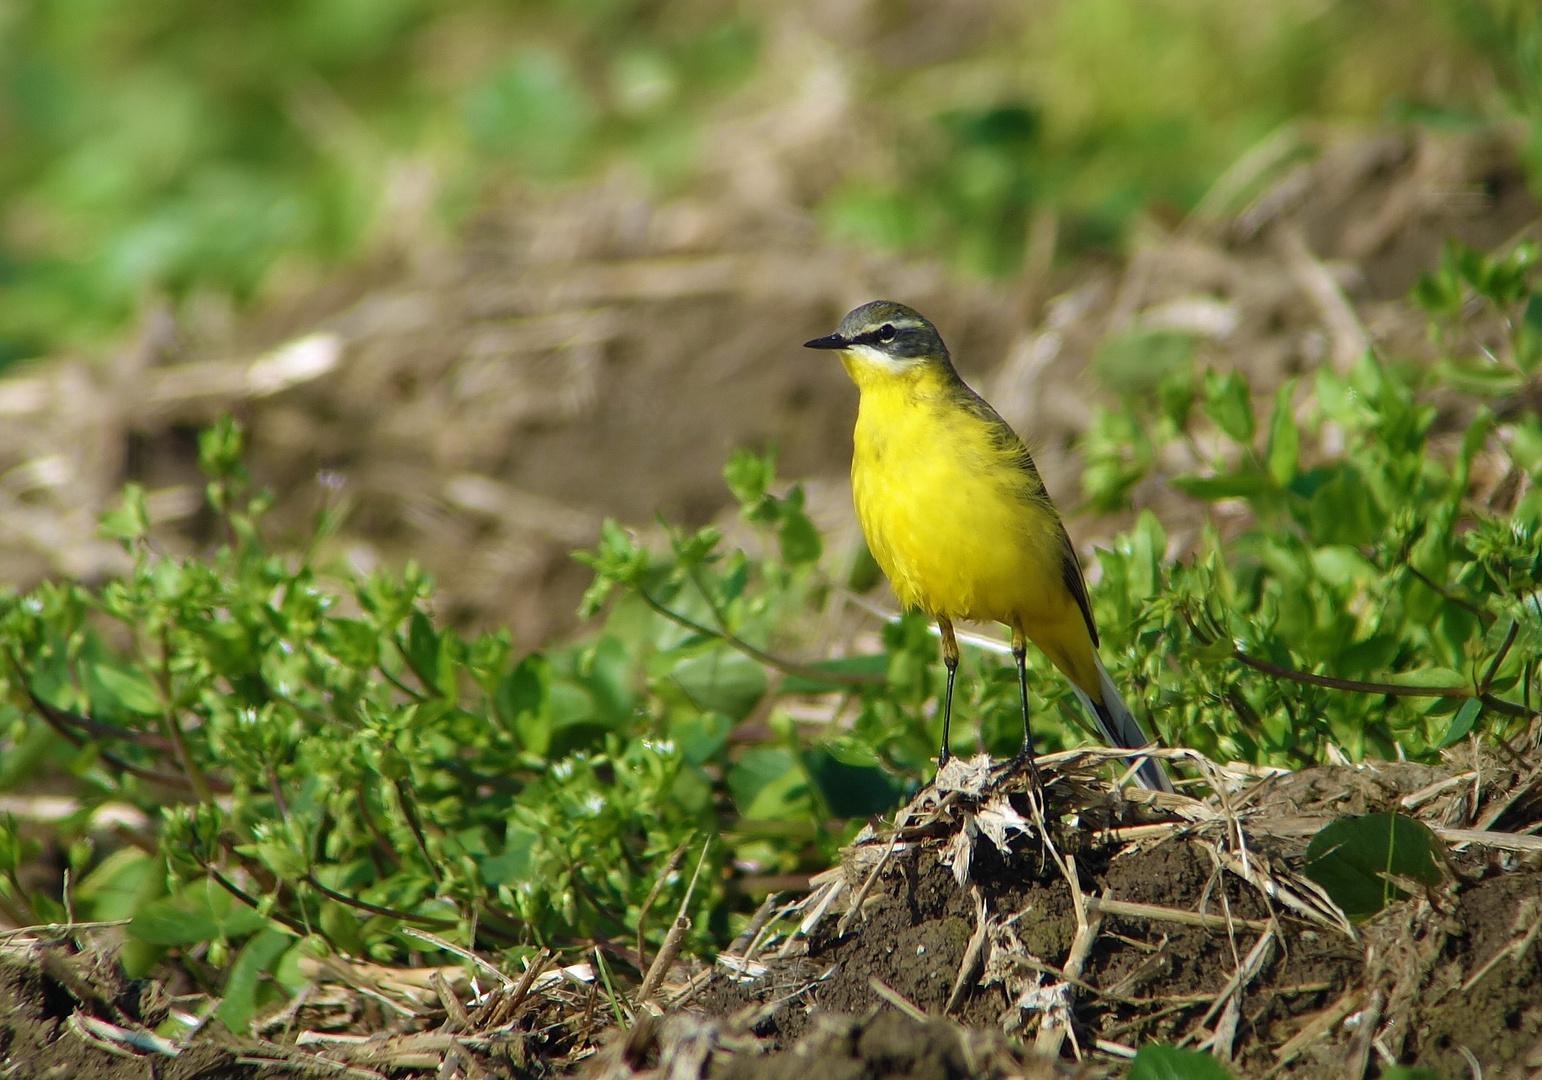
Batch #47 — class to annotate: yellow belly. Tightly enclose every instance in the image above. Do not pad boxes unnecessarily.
[847,365,1098,691]
[852,394,1058,624]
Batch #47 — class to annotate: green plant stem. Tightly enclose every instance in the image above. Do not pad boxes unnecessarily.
[1479,621,1519,692]
[160,626,213,804]
[637,587,883,687]
[0,876,38,927]
[379,660,427,703]
[393,779,441,882]
[393,634,447,700]
[1233,648,1540,717]
[205,868,309,937]
[8,696,173,751]
[1403,564,1491,620]
[355,790,403,871]
[15,680,215,791]
[1232,650,1469,696]
[299,873,458,930]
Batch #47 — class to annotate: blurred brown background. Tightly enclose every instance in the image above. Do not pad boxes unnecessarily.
[1,0,1536,645]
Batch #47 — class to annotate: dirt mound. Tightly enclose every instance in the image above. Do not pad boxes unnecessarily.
[594,747,1542,1079]
[3,747,1540,1078]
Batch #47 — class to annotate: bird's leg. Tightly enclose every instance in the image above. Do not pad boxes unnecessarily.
[1010,629,1047,794]
[937,617,959,768]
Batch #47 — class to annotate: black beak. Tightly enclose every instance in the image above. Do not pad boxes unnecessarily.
[803,333,847,350]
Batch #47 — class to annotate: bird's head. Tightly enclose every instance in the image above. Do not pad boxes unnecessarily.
[804,300,949,378]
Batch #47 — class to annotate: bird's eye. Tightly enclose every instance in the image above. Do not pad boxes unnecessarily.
[876,324,897,342]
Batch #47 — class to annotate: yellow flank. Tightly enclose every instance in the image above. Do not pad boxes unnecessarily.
[844,353,1102,697]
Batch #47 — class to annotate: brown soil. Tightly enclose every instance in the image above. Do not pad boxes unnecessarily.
[602,751,1542,1080]
[0,943,277,1080]
[7,751,1540,1080]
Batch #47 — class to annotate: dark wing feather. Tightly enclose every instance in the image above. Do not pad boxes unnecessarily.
[952,377,1101,647]
[1056,526,1100,648]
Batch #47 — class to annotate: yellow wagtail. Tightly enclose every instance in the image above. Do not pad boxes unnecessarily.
[806,300,1172,792]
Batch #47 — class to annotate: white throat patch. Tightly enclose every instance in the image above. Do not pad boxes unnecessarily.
[841,342,920,374]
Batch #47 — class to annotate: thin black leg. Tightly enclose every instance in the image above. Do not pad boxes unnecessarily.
[1011,630,1047,794]
[937,618,959,768]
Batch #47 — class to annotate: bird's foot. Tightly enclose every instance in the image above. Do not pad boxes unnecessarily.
[999,745,1048,808]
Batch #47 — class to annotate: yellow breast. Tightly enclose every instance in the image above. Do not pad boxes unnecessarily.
[844,357,1071,629]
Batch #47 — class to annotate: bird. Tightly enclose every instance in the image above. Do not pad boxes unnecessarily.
[805,300,1172,792]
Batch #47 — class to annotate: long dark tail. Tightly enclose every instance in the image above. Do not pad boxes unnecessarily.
[1071,657,1174,793]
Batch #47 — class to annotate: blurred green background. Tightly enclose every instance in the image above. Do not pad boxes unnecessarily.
[0,0,1538,366]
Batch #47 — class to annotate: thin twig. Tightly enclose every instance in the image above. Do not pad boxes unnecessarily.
[3,653,213,791]
[400,927,515,990]
[945,887,989,1014]
[392,779,441,883]
[868,977,929,1022]
[205,867,309,937]
[638,839,710,1003]
[1086,896,1270,933]
[635,839,689,975]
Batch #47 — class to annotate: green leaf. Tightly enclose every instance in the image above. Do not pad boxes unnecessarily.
[1093,329,1196,396]
[669,711,731,765]
[1080,406,1156,511]
[130,898,220,945]
[88,662,162,716]
[319,901,364,957]
[778,504,822,566]
[1303,812,1445,920]
[1128,1042,1239,1080]
[1157,367,1196,430]
[217,928,294,1032]
[803,748,903,818]
[1433,358,1524,397]
[1201,368,1255,443]
[197,416,247,481]
[464,50,596,177]
[728,747,804,818]
[669,524,723,571]
[481,825,539,887]
[405,610,441,690]
[97,483,151,543]
[1265,381,1299,484]
[668,649,766,722]
[321,617,379,669]
[723,447,774,514]
[1170,468,1270,500]
[1306,466,1381,545]
[72,850,160,922]
[1438,697,1482,748]
[1412,264,1461,316]
[1516,292,1542,373]
[495,654,552,756]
